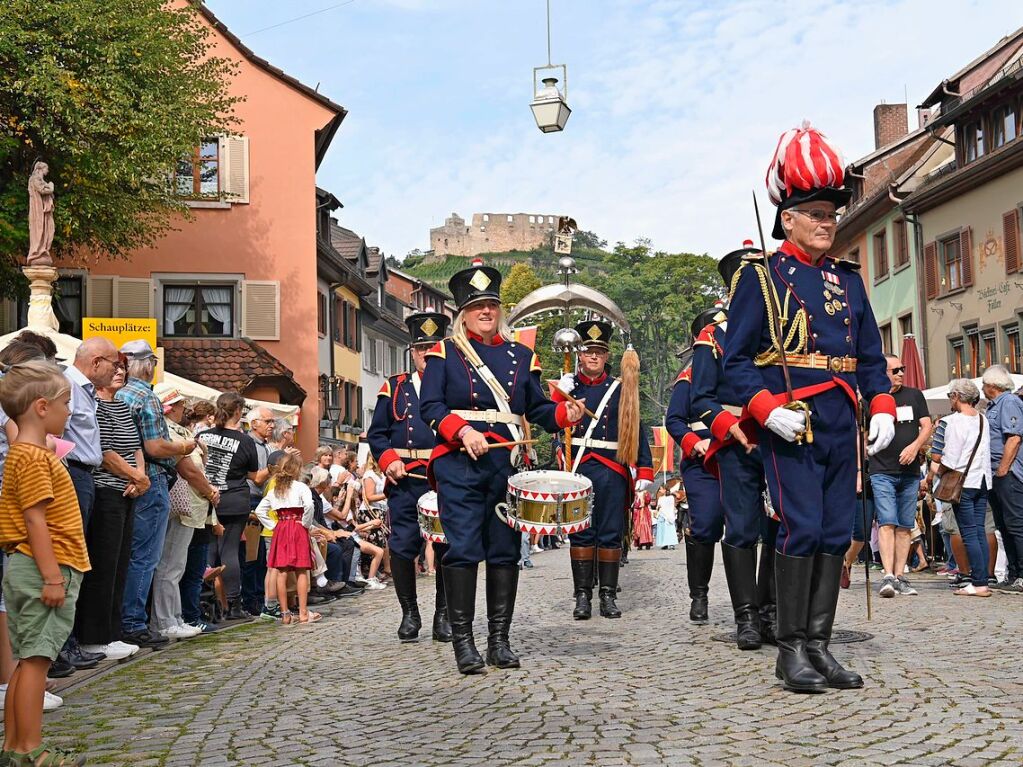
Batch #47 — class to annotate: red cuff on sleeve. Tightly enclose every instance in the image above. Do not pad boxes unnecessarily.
[748,389,779,427]
[710,410,739,442]
[547,380,569,403]
[680,432,701,459]
[554,401,572,429]
[378,449,401,472]
[437,413,470,443]
[869,392,897,418]
[636,466,654,482]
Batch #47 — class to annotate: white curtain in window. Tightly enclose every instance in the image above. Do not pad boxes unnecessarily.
[202,287,233,334]
[164,287,195,334]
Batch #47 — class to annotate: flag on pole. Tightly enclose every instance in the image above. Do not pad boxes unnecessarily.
[650,426,675,477]
[512,325,538,350]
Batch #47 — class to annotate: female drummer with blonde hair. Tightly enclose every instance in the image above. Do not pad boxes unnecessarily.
[420,259,584,675]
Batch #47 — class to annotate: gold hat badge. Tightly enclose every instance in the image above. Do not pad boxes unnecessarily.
[420,318,439,336]
[587,324,602,340]
[469,270,492,291]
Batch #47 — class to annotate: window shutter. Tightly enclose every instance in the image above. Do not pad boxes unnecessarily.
[114,277,154,318]
[960,227,973,287]
[357,387,363,428]
[240,280,279,340]
[87,275,115,316]
[1004,209,1020,274]
[924,242,938,299]
[220,135,250,204]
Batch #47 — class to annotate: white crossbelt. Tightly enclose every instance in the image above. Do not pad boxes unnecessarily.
[581,438,619,451]
[571,379,621,473]
[450,409,525,426]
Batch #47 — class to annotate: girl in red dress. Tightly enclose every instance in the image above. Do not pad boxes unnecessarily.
[255,453,320,624]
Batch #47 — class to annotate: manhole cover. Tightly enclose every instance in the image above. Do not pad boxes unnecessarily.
[711,629,873,644]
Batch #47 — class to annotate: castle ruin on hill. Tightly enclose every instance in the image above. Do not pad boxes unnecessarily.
[429,212,558,258]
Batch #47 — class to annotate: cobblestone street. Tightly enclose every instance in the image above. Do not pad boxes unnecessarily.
[37,548,1023,767]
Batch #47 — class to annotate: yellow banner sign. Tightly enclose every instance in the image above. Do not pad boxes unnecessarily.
[82,318,161,382]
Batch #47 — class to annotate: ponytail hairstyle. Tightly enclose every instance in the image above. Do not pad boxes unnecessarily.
[272,451,303,499]
[214,392,246,428]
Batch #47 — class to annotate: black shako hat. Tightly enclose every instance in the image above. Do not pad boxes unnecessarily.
[691,306,726,341]
[718,239,761,290]
[405,312,450,346]
[575,320,613,350]
[448,258,502,311]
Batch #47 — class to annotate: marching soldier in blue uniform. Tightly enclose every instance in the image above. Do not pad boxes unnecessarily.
[723,123,895,693]
[691,246,779,651]
[368,311,451,644]
[665,308,726,625]
[553,321,654,620]
[420,259,584,675]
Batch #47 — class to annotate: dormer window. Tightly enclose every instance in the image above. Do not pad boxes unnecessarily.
[964,120,985,162]
[992,104,1017,148]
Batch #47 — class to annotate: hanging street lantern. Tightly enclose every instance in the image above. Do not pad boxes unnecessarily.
[531,67,570,133]
[530,1,570,133]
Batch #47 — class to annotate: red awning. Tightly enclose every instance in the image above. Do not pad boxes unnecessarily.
[901,334,926,390]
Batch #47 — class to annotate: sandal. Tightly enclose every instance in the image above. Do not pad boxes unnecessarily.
[298,611,322,624]
[281,611,295,626]
[202,565,226,583]
[911,560,929,573]
[953,584,992,597]
[11,743,86,766]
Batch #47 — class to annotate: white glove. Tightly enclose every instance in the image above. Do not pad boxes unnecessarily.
[866,412,895,456]
[764,406,807,443]
[635,479,652,492]
[558,373,576,393]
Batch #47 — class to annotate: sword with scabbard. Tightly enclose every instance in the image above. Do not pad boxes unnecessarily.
[752,191,812,445]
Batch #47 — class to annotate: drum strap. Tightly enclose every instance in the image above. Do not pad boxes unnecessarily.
[451,335,524,464]
[571,380,620,474]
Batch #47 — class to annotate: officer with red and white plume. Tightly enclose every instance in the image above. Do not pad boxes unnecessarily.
[722,121,897,694]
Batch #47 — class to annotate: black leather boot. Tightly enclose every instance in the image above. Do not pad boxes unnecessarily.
[774,552,828,693]
[806,553,863,689]
[757,544,777,645]
[226,597,248,620]
[390,556,421,642]
[685,538,715,624]
[432,563,453,642]
[721,543,761,650]
[570,546,595,620]
[597,548,622,618]
[443,564,485,674]
[485,564,521,669]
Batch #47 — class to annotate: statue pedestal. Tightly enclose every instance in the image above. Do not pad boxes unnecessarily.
[22,265,60,332]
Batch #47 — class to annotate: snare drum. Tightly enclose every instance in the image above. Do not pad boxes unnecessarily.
[417,491,446,544]
[495,470,592,536]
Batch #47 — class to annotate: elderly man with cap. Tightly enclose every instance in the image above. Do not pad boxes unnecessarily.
[723,123,895,693]
[553,321,653,620]
[150,384,221,639]
[369,311,452,644]
[420,259,584,674]
[665,308,727,626]
[691,245,780,652]
[116,340,197,647]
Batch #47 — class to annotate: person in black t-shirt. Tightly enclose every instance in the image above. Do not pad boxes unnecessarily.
[869,355,931,598]
[197,393,259,619]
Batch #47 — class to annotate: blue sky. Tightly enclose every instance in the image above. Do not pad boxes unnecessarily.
[208,0,1023,260]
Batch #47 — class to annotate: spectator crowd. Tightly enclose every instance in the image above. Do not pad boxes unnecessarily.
[0,331,429,766]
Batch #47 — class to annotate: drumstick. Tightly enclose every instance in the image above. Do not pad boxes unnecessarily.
[551,385,597,419]
[460,439,537,452]
[407,472,428,480]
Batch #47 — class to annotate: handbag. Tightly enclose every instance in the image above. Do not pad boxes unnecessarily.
[933,416,984,504]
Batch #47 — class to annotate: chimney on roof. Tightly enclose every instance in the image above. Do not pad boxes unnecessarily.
[873,103,909,149]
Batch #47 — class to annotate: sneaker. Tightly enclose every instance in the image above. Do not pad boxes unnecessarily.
[162,624,199,640]
[879,574,897,598]
[364,577,387,590]
[1000,577,1023,594]
[109,640,140,656]
[188,621,216,634]
[324,580,346,593]
[333,583,363,598]
[0,685,63,711]
[351,575,370,585]
[80,642,134,661]
[530,545,543,554]
[315,574,328,588]
[122,629,170,648]
[945,568,961,579]
[896,576,918,596]
[949,573,971,587]
[260,603,283,620]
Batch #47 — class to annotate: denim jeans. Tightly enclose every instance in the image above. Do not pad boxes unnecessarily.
[121,473,170,634]
[67,464,96,531]
[870,472,919,529]
[954,484,990,587]
[180,533,208,625]
[519,532,532,566]
[989,473,1023,581]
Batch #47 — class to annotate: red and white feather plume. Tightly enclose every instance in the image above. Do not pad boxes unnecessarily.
[765,121,846,205]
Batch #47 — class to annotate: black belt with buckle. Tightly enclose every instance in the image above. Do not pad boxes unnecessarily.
[67,460,96,474]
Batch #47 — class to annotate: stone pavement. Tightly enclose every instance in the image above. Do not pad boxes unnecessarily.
[24,548,1023,766]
